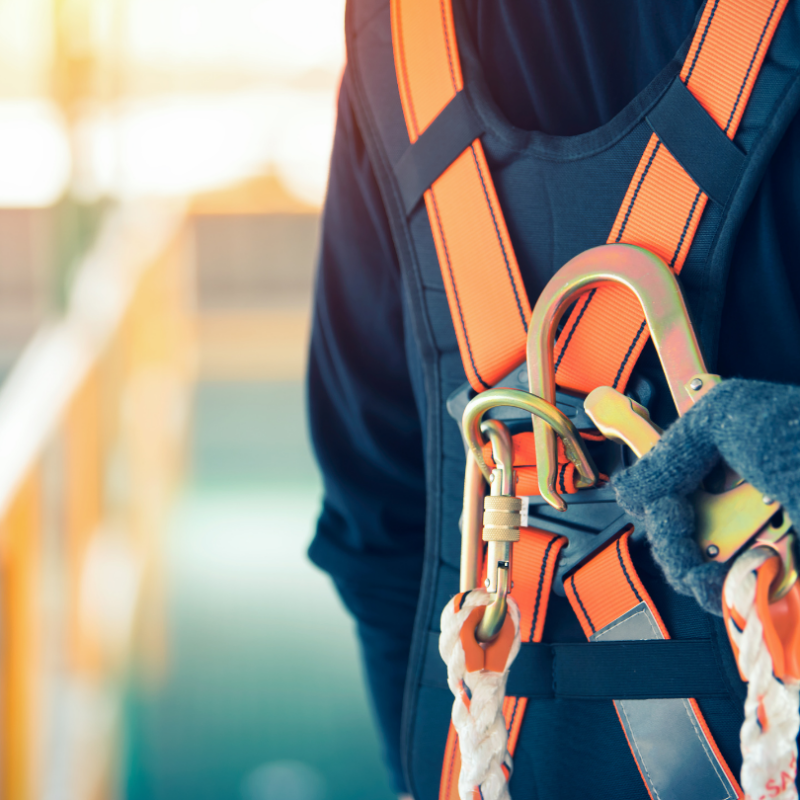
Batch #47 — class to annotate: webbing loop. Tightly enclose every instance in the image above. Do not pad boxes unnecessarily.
[439,529,565,800]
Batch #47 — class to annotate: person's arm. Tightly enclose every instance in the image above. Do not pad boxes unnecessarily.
[307,66,426,794]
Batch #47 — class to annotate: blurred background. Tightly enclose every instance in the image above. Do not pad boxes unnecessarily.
[0,1,396,799]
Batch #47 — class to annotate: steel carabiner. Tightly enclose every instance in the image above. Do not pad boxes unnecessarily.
[526,244,716,510]
[462,387,598,488]
[460,387,597,641]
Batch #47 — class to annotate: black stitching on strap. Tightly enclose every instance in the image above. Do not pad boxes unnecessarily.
[439,0,458,93]
[684,0,722,86]
[724,0,782,133]
[530,536,560,642]
[506,697,521,734]
[612,319,648,390]
[570,574,596,634]
[470,145,528,334]
[615,140,662,243]
[616,537,643,603]
[558,463,568,495]
[554,288,597,373]
[430,190,490,389]
[393,7,419,136]
[669,188,704,269]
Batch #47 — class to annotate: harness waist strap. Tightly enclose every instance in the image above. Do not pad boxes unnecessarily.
[423,633,730,699]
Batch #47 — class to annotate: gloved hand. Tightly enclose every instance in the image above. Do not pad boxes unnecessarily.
[612,378,800,615]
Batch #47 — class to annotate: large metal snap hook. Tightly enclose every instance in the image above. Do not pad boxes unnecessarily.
[585,385,798,602]
[460,388,597,641]
[522,243,797,601]
[526,244,716,510]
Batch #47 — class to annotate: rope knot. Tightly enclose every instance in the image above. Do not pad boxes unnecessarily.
[724,550,800,800]
[439,590,521,800]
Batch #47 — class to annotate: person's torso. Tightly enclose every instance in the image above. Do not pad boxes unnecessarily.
[344,1,800,796]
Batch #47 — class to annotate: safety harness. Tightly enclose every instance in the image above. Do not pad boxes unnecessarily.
[389,1,796,799]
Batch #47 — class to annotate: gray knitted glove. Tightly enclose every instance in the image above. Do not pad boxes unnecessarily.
[613,378,800,615]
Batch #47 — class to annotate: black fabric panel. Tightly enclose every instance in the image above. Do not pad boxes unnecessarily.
[408,686,452,800]
[407,206,442,289]
[696,0,800,365]
[394,91,485,213]
[423,288,458,352]
[646,77,746,206]
[429,566,460,636]
[512,695,649,800]
[422,633,728,699]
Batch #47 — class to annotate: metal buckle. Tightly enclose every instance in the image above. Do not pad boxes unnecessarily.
[447,364,598,442]
[449,372,652,596]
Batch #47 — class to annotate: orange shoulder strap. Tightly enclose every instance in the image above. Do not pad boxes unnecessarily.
[554,0,790,395]
[391,0,789,394]
[566,531,742,800]
[391,0,530,391]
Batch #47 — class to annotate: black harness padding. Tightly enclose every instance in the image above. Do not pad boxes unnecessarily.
[393,91,485,213]
[423,632,729,699]
[646,77,746,207]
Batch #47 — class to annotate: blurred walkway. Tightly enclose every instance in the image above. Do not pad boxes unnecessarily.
[125,381,394,800]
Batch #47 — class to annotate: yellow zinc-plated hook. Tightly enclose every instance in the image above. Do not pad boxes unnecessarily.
[460,389,598,641]
[477,419,514,643]
[526,244,717,511]
[461,387,598,490]
[460,419,514,594]
[585,384,797,602]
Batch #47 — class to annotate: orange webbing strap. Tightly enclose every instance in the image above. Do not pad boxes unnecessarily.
[391,0,530,391]
[553,0,790,395]
[391,0,789,395]
[481,432,581,496]
[439,530,565,800]
[565,531,743,800]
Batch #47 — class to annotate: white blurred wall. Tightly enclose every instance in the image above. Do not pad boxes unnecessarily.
[0,0,346,207]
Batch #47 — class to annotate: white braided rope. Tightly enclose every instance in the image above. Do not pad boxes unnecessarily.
[439,590,521,800]
[724,549,800,800]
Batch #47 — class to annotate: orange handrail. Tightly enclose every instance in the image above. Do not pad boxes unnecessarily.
[0,203,194,800]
